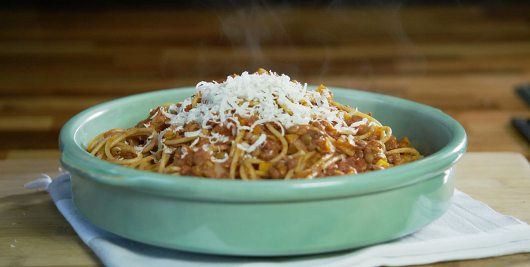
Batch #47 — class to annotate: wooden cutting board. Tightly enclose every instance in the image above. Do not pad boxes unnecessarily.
[0,152,529,267]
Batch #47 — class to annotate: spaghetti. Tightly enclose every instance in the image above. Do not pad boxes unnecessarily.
[87,69,423,179]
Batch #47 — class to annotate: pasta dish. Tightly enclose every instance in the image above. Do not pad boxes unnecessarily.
[87,69,423,179]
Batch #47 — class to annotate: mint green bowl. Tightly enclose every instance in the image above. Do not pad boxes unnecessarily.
[59,86,467,256]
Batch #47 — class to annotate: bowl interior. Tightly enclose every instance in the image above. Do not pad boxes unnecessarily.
[333,92,451,157]
[66,88,195,152]
[67,86,451,156]
[59,86,467,201]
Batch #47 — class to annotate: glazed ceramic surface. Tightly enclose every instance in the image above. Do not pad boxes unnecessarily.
[59,87,467,256]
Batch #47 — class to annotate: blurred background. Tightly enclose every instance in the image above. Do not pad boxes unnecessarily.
[0,0,529,160]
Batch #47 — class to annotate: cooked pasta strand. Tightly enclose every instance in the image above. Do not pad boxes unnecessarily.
[86,69,423,180]
[266,123,288,163]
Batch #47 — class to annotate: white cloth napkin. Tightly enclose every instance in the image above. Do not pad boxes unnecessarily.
[46,174,530,267]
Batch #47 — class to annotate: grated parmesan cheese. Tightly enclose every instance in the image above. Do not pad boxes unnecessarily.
[350,118,368,128]
[181,147,188,158]
[160,71,364,139]
[189,137,200,148]
[236,142,250,151]
[211,153,229,163]
[246,133,267,153]
[184,130,201,137]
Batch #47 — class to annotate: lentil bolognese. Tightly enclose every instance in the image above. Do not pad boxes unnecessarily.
[87,69,423,179]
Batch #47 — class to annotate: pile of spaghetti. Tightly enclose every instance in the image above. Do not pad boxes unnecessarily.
[87,69,423,179]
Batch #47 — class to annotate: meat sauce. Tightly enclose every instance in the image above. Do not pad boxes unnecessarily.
[136,111,421,179]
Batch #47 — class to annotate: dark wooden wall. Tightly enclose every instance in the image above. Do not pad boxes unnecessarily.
[1,2,530,159]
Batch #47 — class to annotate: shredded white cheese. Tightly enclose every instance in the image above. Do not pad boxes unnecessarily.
[246,133,267,153]
[141,71,373,167]
[350,118,368,128]
[211,153,229,163]
[184,130,201,137]
[160,71,364,138]
[189,137,200,148]
[237,142,250,151]
[203,132,229,143]
[181,147,188,158]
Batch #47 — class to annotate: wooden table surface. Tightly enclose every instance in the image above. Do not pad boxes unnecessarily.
[0,152,529,267]
[1,2,530,266]
[1,3,530,160]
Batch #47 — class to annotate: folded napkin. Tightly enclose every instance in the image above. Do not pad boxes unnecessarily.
[46,174,530,267]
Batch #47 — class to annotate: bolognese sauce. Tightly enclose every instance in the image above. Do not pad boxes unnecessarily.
[86,69,423,179]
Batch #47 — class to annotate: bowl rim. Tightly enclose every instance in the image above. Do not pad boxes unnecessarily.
[60,86,467,202]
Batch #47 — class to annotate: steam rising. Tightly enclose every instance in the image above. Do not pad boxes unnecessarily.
[186,1,428,92]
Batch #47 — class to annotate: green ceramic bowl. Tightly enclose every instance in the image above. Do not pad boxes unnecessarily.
[59,86,467,256]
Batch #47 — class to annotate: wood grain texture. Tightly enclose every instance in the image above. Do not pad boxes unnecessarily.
[1,4,530,159]
[0,158,102,266]
[1,3,530,265]
[0,152,529,266]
